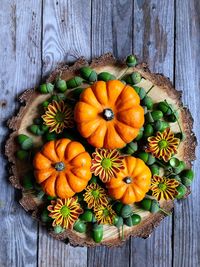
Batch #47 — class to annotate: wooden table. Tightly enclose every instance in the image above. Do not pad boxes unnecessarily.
[0,0,199,266]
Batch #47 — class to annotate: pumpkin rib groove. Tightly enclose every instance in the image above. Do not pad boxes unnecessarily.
[106,156,151,204]
[80,87,103,111]
[33,138,92,199]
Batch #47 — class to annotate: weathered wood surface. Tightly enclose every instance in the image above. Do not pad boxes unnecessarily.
[0,0,199,267]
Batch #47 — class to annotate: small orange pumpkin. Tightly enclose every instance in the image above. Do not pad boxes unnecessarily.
[74,80,144,149]
[106,156,151,204]
[33,138,92,198]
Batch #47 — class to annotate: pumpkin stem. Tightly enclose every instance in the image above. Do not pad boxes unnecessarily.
[54,162,65,171]
[102,108,114,121]
[123,176,132,184]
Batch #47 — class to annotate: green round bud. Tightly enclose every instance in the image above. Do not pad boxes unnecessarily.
[124,216,133,227]
[126,55,137,67]
[151,110,163,121]
[150,200,160,213]
[124,142,138,155]
[143,124,154,138]
[146,154,156,165]
[73,219,87,233]
[98,72,116,81]
[131,214,141,225]
[17,134,33,150]
[28,125,44,136]
[55,79,67,92]
[16,150,29,161]
[39,83,54,94]
[157,101,171,114]
[137,152,149,163]
[80,67,97,82]
[135,127,144,141]
[80,210,93,222]
[140,198,151,211]
[45,132,57,141]
[150,164,160,175]
[67,76,83,88]
[180,169,194,181]
[113,216,124,228]
[175,184,187,199]
[120,205,133,218]
[154,120,169,132]
[54,225,65,234]
[131,72,142,84]
[173,161,186,174]
[42,101,49,108]
[145,112,154,123]
[113,202,123,215]
[169,157,180,168]
[138,87,146,100]
[92,224,103,243]
[142,96,153,110]
[22,172,34,189]
[72,87,84,100]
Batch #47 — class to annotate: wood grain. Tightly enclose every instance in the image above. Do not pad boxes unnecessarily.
[0,0,199,266]
[42,0,91,76]
[88,1,133,266]
[131,1,174,266]
[0,1,42,267]
[173,0,200,266]
[38,1,91,266]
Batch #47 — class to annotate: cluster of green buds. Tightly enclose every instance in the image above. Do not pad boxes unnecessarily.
[166,157,194,199]
[16,134,33,161]
[112,202,141,233]
[79,67,97,82]
[72,209,104,243]
[157,101,179,123]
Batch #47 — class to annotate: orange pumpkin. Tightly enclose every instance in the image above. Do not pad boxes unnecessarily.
[74,80,144,149]
[106,156,151,204]
[33,138,92,198]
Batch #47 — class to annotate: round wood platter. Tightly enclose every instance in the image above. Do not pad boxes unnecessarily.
[5,53,196,247]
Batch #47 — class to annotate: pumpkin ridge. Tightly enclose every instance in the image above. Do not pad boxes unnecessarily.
[80,87,103,111]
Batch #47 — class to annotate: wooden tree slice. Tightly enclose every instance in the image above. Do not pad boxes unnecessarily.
[5,53,196,247]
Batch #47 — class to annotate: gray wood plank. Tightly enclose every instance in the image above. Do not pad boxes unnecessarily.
[0,1,42,267]
[88,1,133,266]
[173,0,200,266]
[38,1,91,266]
[131,1,175,266]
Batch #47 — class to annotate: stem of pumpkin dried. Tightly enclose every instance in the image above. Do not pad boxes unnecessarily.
[146,85,155,95]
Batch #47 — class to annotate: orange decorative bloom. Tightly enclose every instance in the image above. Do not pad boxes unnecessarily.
[83,183,108,209]
[150,175,179,200]
[146,128,179,162]
[94,204,116,225]
[47,198,83,229]
[42,101,74,134]
[91,148,125,183]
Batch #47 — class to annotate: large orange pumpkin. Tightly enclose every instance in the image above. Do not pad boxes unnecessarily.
[106,156,151,204]
[74,80,144,149]
[33,138,92,198]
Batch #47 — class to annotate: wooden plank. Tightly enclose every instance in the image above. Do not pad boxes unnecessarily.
[38,1,91,266]
[0,1,42,267]
[88,1,133,266]
[173,0,200,266]
[42,0,91,77]
[131,1,175,266]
